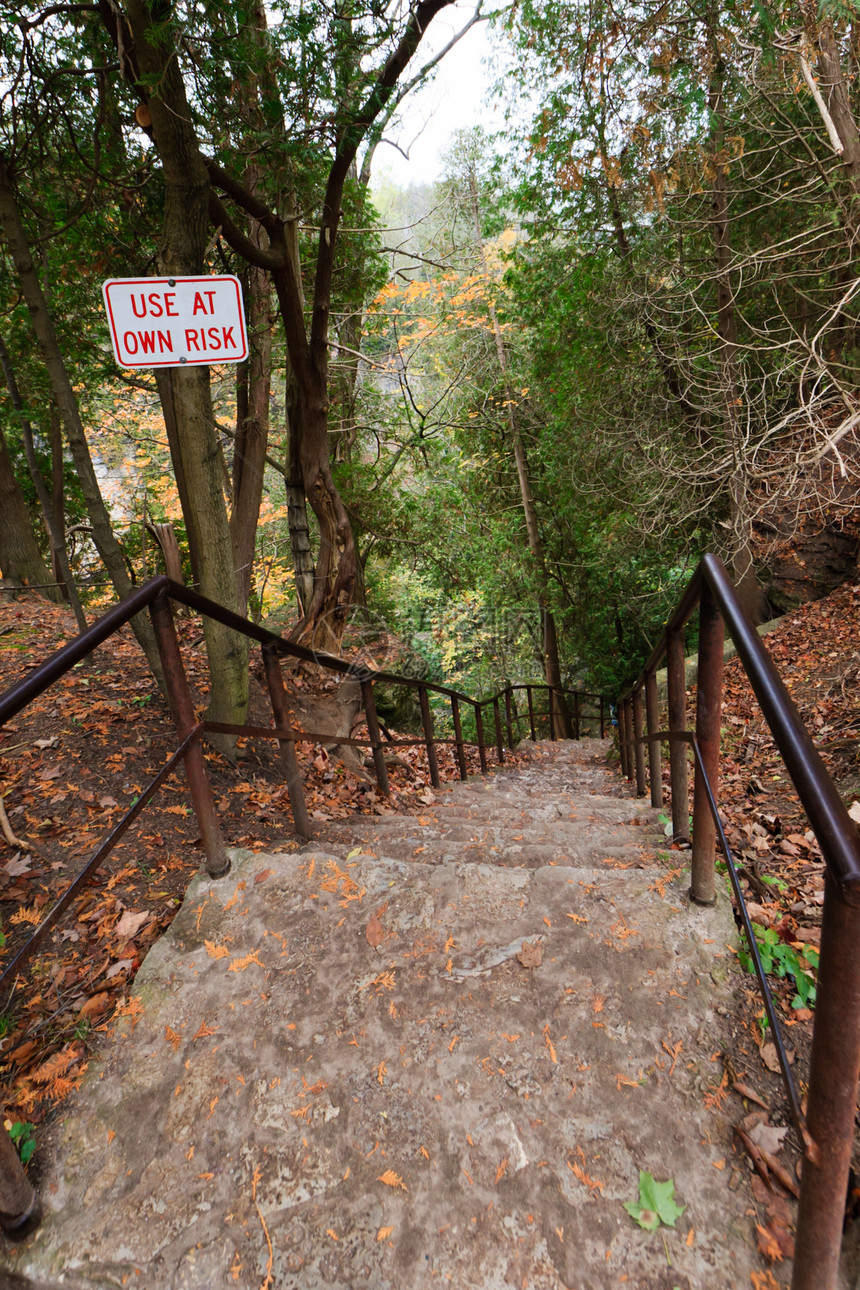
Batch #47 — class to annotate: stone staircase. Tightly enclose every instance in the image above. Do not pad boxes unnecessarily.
[5,739,763,1289]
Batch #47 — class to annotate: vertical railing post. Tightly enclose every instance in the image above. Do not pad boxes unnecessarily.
[360,678,390,797]
[504,687,515,748]
[474,702,488,774]
[792,878,860,1290]
[149,594,229,878]
[690,581,723,904]
[451,695,468,780]
[493,698,505,764]
[599,696,605,739]
[617,701,630,779]
[548,687,557,740]
[632,688,647,797]
[527,686,537,741]
[261,645,312,840]
[666,627,690,842]
[623,700,635,781]
[418,685,441,789]
[0,1125,40,1240]
[573,692,580,740]
[645,669,663,809]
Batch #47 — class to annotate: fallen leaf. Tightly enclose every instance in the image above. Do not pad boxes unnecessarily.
[759,1043,782,1074]
[79,992,111,1019]
[747,1122,789,1156]
[365,915,384,949]
[517,941,542,969]
[377,1226,394,1241]
[204,940,231,959]
[377,1170,408,1191]
[3,854,31,876]
[115,909,150,941]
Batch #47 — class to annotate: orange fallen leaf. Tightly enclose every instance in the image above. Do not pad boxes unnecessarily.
[366,916,384,948]
[164,1026,183,1052]
[228,950,264,972]
[377,1226,394,1241]
[193,1021,219,1040]
[686,1228,695,1246]
[204,940,230,959]
[377,1170,408,1191]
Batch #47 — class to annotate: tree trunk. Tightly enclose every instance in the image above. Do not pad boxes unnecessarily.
[124,0,248,748]
[0,334,85,625]
[285,379,316,618]
[230,171,272,619]
[0,419,56,598]
[0,154,162,673]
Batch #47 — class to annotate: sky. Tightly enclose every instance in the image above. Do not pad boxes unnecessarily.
[370,5,509,188]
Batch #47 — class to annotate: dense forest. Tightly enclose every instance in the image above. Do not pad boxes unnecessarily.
[1,0,858,720]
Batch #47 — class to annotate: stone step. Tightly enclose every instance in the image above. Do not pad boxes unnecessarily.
[2,739,772,1290]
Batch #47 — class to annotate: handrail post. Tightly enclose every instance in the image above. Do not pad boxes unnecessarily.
[691,581,723,904]
[792,876,860,1290]
[617,701,629,779]
[548,687,557,740]
[623,700,635,780]
[527,685,537,741]
[632,688,646,797]
[149,594,229,878]
[474,702,488,774]
[0,1124,40,1240]
[261,645,312,840]
[599,696,605,739]
[645,670,663,808]
[504,687,515,748]
[666,627,690,841]
[360,678,389,797]
[493,697,505,764]
[451,695,468,780]
[573,692,580,740]
[418,685,441,788]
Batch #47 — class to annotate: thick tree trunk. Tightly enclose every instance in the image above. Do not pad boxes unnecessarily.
[230,179,272,618]
[285,381,316,618]
[124,0,248,747]
[0,420,56,598]
[0,155,162,672]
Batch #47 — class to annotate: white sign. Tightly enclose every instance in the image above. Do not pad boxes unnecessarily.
[102,275,248,369]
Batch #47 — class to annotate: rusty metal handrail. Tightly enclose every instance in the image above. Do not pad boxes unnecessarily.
[616,554,860,1290]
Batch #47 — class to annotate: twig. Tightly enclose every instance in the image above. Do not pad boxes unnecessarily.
[0,794,27,851]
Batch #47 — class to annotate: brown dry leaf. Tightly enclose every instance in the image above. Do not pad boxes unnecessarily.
[748,1122,788,1156]
[377,1170,408,1192]
[732,1080,768,1109]
[759,1043,782,1074]
[115,909,150,941]
[377,1226,394,1242]
[193,1021,219,1041]
[756,1223,785,1263]
[204,940,231,959]
[365,915,384,949]
[254,869,273,885]
[165,1026,183,1051]
[79,992,111,1019]
[517,941,542,969]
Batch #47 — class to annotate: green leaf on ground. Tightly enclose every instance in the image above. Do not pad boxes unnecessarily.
[623,1170,685,1230]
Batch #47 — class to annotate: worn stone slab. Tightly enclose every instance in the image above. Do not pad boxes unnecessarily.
[0,742,797,1287]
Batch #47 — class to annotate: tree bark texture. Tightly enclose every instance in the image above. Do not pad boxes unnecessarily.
[124,0,248,742]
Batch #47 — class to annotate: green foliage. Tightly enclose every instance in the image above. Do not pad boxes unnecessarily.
[738,923,819,1010]
[7,1121,36,1166]
[623,1170,686,1230]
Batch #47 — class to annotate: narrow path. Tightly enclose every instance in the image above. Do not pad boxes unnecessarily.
[6,740,762,1289]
